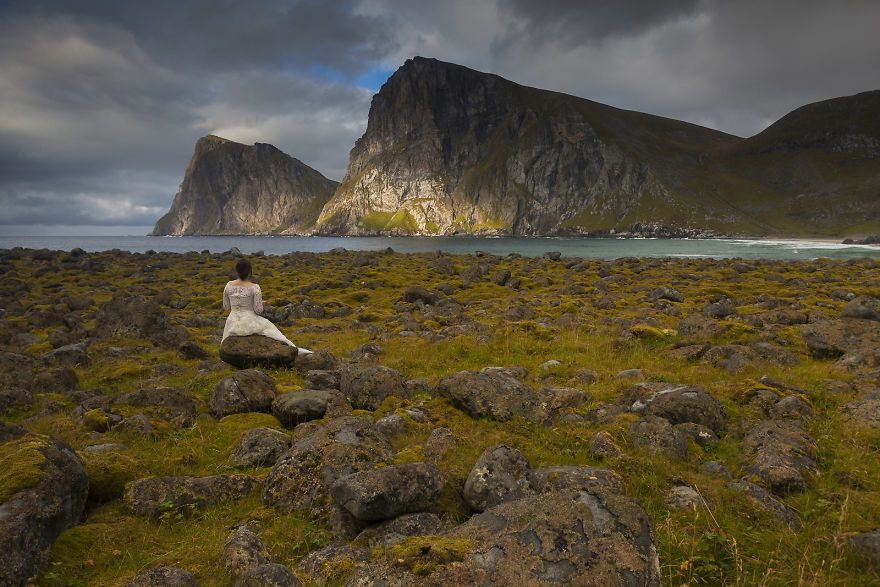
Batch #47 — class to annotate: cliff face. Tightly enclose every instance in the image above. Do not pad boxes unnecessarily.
[317,57,880,237]
[151,135,337,235]
[315,57,740,236]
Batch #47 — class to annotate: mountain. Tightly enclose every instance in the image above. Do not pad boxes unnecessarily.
[315,57,880,237]
[151,135,338,235]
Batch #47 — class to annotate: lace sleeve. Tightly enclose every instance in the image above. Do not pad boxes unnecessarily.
[222,283,230,311]
[253,284,264,315]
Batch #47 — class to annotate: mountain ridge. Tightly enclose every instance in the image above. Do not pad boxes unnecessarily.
[153,57,880,238]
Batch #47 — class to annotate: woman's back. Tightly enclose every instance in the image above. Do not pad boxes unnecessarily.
[223,281,264,314]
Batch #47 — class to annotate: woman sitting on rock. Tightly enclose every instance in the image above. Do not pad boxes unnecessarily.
[222,258,312,354]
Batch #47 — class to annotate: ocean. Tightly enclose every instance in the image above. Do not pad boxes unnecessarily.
[0,235,878,260]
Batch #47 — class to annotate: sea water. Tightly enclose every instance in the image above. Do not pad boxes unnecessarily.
[0,235,878,260]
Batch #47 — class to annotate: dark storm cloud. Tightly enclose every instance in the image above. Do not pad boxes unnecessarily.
[0,0,389,230]
[497,0,702,45]
[1,0,879,231]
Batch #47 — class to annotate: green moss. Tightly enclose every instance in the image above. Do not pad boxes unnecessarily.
[81,450,141,504]
[83,409,110,432]
[382,536,474,576]
[0,434,47,502]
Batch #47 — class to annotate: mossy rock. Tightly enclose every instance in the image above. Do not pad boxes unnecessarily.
[0,434,48,502]
[81,450,141,504]
[83,408,110,433]
[382,536,473,576]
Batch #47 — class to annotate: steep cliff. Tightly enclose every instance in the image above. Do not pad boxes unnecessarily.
[315,57,741,236]
[316,57,880,237]
[151,135,337,235]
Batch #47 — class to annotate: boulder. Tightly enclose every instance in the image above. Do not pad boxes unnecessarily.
[271,390,345,427]
[742,420,817,494]
[701,345,756,373]
[294,350,338,372]
[125,474,260,517]
[119,387,197,427]
[589,431,623,459]
[262,416,392,516]
[649,286,684,302]
[802,319,880,359]
[849,529,880,570]
[629,383,727,434]
[303,369,340,390]
[463,444,534,512]
[178,341,210,360]
[224,526,270,576]
[627,416,689,460]
[96,293,188,348]
[210,370,277,418]
[727,478,799,528]
[402,286,438,305]
[840,295,880,321]
[235,564,301,587]
[435,369,547,423]
[375,414,406,437]
[423,427,456,462]
[666,486,703,510]
[770,395,813,420]
[220,335,298,369]
[841,394,880,428]
[531,465,625,495]
[127,566,197,587]
[348,489,660,585]
[330,462,443,522]
[0,434,89,586]
[338,364,407,410]
[675,423,719,447]
[42,342,89,366]
[230,428,291,468]
[354,512,446,548]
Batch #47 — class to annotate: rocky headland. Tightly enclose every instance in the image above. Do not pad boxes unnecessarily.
[153,58,880,239]
[1,247,880,585]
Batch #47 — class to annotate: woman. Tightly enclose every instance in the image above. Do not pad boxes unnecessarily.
[222,258,312,354]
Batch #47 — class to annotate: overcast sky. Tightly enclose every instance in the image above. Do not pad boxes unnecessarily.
[1,0,878,234]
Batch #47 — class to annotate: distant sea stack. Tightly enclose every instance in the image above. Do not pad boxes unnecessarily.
[151,135,338,235]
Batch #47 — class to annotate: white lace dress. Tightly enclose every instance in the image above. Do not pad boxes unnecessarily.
[222,282,311,353]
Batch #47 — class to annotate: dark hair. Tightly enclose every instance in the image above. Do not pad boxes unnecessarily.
[235,259,252,280]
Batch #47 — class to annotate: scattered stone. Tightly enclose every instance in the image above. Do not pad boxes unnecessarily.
[771,395,814,420]
[531,465,625,495]
[224,526,270,576]
[463,444,534,512]
[615,368,647,381]
[402,286,438,305]
[125,474,260,517]
[338,364,407,410]
[666,485,704,510]
[42,342,90,366]
[235,563,301,587]
[701,460,732,479]
[802,319,880,359]
[262,416,392,517]
[841,394,880,428]
[31,366,79,393]
[271,390,342,427]
[630,383,727,434]
[841,295,880,321]
[436,369,555,423]
[702,344,756,373]
[115,414,154,438]
[742,420,818,494]
[849,529,880,570]
[120,387,197,427]
[727,478,799,528]
[230,428,291,468]
[178,341,210,360]
[303,369,340,390]
[649,286,684,302]
[220,335,298,369]
[211,370,277,418]
[354,512,445,548]
[539,359,561,371]
[330,462,443,522]
[126,566,197,587]
[376,414,406,437]
[675,422,719,447]
[589,431,623,459]
[424,427,455,462]
[627,416,689,460]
